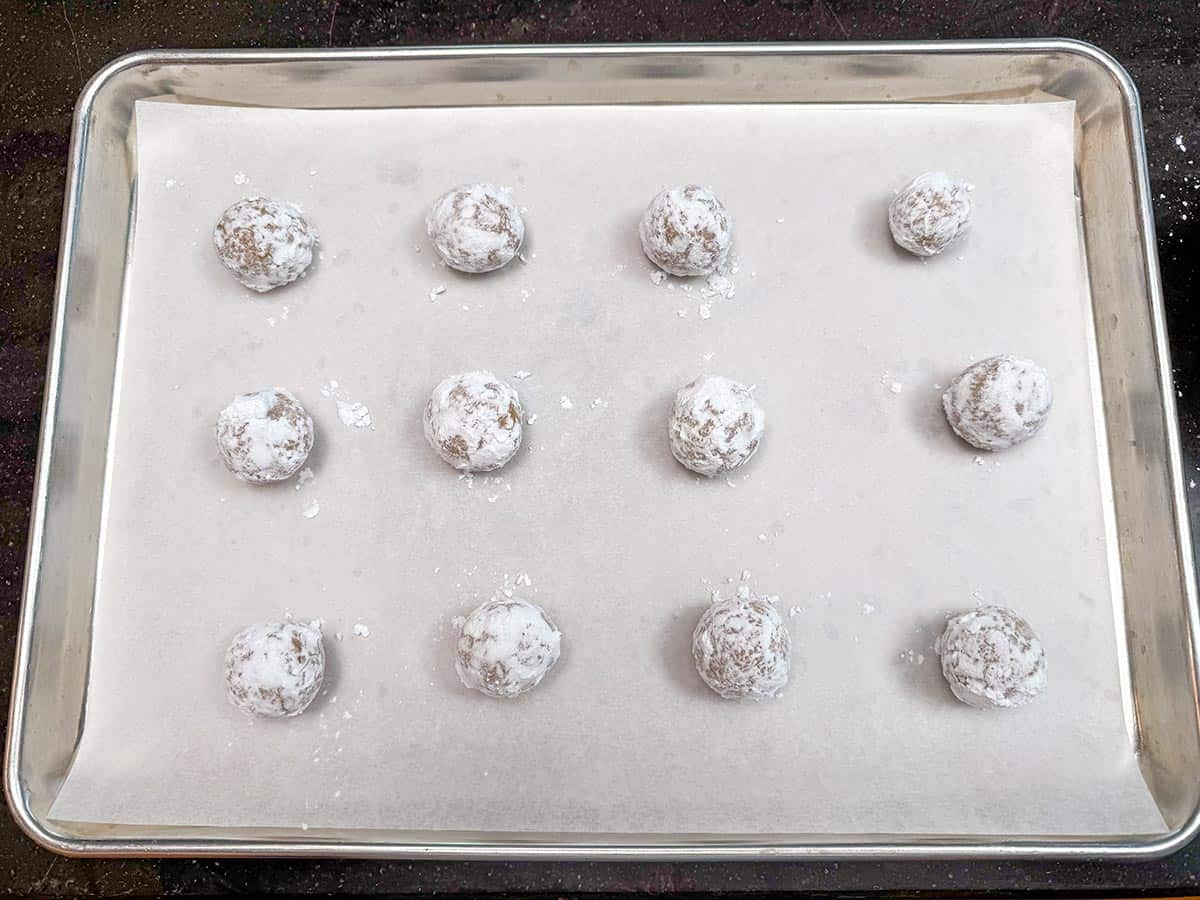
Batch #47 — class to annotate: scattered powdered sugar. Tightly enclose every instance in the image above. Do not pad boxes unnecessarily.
[898,649,927,665]
[560,395,574,410]
[429,284,446,301]
[700,272,736,301]
[590,397,609,409]
[336,400,372,429]
[321,380,374,430]
[352,623,370,637]
[233,171,249,185]
[295,467,315,490]
[651,253,738,318]
[889,382,903,395]
[860,601,877,615]
[302,499,320,519]
[511,370,532,380]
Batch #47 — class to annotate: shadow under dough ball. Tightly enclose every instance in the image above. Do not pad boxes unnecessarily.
[935,605,1046,709]
[692,593,791,700]
[669,375,764,477]
[215,387,314,484]
[224,620,325,718]
[454,598,562,698]
[639,184,732,276]
[942,354,1052,451]
[423,371,523,472]
[888,172,972,257]
[213,196,318,291]
[426,183,524,273]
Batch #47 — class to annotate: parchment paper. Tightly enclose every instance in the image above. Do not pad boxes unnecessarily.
[49,98,1166,836]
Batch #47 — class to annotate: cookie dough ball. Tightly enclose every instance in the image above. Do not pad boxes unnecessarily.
[455,598,562,698]
[639,185,732,276]
[423,371,523,472]
[888,172,972,257]
[213,197,317,292]
[669,375,764,477]
[943,355,1052,451]
[224,620,325,718]
[935,606,1046,709]
[426,183,524,273]
[692,594,791,699]
[215,388,314,484]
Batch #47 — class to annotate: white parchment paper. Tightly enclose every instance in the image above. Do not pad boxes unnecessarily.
[49,98,1166,836]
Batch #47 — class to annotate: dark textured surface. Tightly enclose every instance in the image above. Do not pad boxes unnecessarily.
[2,1,1199,895]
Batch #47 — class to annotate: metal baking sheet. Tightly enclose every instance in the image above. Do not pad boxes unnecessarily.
[7,43,1200,860]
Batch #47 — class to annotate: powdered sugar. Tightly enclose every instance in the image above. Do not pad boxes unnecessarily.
[336,400,372,429]
[320,381,374,430]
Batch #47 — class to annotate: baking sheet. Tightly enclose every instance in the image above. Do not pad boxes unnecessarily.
[48,98,1165,836]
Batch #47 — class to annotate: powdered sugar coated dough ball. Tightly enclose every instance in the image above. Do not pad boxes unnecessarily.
[639,185,732,276]
[888,172,972,257]
[935,606,1046,709]
[943,355,1052,451]
[692,594,790,699]
[424,371,523,472]
[213,197,317,292]
[669,375,764,477]
[215,388,314,484]
[455,598,562,698]
[426,183,524,273]
[224,620,325,718]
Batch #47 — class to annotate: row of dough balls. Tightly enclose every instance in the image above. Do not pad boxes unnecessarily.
[211,172,971,293]
[215,356,1053,485]
[224,596,1046,718]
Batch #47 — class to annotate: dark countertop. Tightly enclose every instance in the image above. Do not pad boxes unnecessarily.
[2,1,1198,895]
